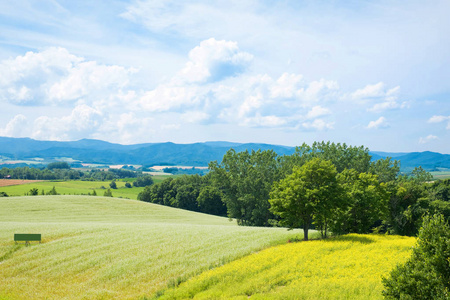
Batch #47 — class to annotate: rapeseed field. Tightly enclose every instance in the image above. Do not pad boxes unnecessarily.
[157,234,416,299]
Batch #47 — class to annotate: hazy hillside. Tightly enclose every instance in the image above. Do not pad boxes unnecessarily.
[0,137,449,171]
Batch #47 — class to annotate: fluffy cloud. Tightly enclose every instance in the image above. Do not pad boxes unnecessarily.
[302,119,334,131]
[350,82,405,113]
[31,104,103,140]
[428,115,450,129]
[0,114,29,137]
[177,38,253,83]
[367,116,389,129]
[419,135,438,144]
[0,47,136,106]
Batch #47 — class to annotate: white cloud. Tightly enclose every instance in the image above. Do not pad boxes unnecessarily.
[177,38,253,83]
[302,119,334,131]
[419,135,438,144]
[31,104,103,140]
[351,82,386,100]
[0,47,136,105]
[181,111,210,123]
[428,115,450,130]
[306,106,331,119]
[0,114,29,137]
[367,117,389,129]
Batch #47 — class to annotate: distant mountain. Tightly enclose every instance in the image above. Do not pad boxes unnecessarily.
[0,137,448,171]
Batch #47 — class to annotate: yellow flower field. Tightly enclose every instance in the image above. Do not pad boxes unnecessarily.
[157,234,416,299]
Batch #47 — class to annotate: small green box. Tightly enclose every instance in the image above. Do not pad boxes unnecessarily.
[14,234,41,245]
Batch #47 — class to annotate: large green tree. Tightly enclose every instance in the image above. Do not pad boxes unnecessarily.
[269,158,344,240]
[209,149,281,226]
[330,170,388,234]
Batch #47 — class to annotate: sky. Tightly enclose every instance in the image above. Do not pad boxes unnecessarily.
[0,0,449,153]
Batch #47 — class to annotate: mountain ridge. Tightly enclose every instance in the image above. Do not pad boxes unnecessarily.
[0,137,448,171]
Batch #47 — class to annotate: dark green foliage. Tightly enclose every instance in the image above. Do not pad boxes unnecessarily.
[29,188,39,196]
[125,182,132,188]
[137,175,227,216]
[382,214,450,299]
[109,180,117,189]
[133,175,154,187]
[209,149,281,226]
[91,189,97,196]
[47,161,70,170]
[103,189,113,197]
[385,180,429,236]
[270,158,344,240]
[0,191,8,197]
[46,186,58,195]
[197,186,227,216]
[330,170,389,235]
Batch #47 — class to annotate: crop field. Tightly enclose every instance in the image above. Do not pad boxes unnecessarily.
[0,176,172,199]
[157,234,416,300]
[430,171,450,180]
[0,196,304,300]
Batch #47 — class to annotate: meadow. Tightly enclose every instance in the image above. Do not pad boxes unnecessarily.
[0,196,304,300]
[0,175,172,199]
[157,234,416,300]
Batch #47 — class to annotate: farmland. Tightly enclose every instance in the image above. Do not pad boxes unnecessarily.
[0,196,304,299]
[157,234,416,300]
[0,176,172,199]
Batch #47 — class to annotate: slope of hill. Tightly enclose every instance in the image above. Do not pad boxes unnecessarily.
[157,234,416,300]
[0,136,449,171]
[0,196,302,299]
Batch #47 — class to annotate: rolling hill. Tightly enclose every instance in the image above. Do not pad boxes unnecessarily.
[0,195,302,299]
[0,136,449,171]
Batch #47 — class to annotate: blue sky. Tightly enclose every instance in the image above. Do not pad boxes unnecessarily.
[0,0,449,153]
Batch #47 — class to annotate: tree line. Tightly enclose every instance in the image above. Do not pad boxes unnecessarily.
[138,141,450,240]
[0,164,140,181]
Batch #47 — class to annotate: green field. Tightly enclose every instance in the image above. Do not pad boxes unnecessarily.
[430,171,450,180]
[0,176,173,199]
[158,234,416,300]
[0,196,304,299]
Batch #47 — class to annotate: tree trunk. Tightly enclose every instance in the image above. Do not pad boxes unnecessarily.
[303,223,309,241]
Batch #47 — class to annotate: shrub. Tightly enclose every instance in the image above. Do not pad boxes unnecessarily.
[382,214,450,299]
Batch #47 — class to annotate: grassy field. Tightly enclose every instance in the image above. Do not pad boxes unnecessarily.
[156,234,416,300]
[0,176,173,199]
[430,171,450,180]
[0,196,305,300]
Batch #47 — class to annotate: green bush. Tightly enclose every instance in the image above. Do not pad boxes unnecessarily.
[382,214,450,299]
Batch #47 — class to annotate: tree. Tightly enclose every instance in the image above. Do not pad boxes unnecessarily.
[103,189,113,197]
[29,188,39,196]
[382,214,450,299]
[125,182,132,188]
[269,158,344,240]
[47,161,70,170]
[197,186,226,216]
[133,175,154,187]
[109,180,117,189]
[47,186,58,195]
[330,170,388,235]
[209,149,281,226]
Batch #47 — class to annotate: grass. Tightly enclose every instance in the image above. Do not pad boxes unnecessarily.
[0,177,173,200]
[430,171,450,180]
[156,234,416,300]
[0,196,305,299]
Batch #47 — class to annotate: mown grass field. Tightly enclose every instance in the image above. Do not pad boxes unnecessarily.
[157,234,416,300]
[0,175,173,199]
[0,196,304,300]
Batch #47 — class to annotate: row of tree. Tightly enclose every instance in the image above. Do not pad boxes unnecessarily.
[0,165,139,181]
[138,142,450,240]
